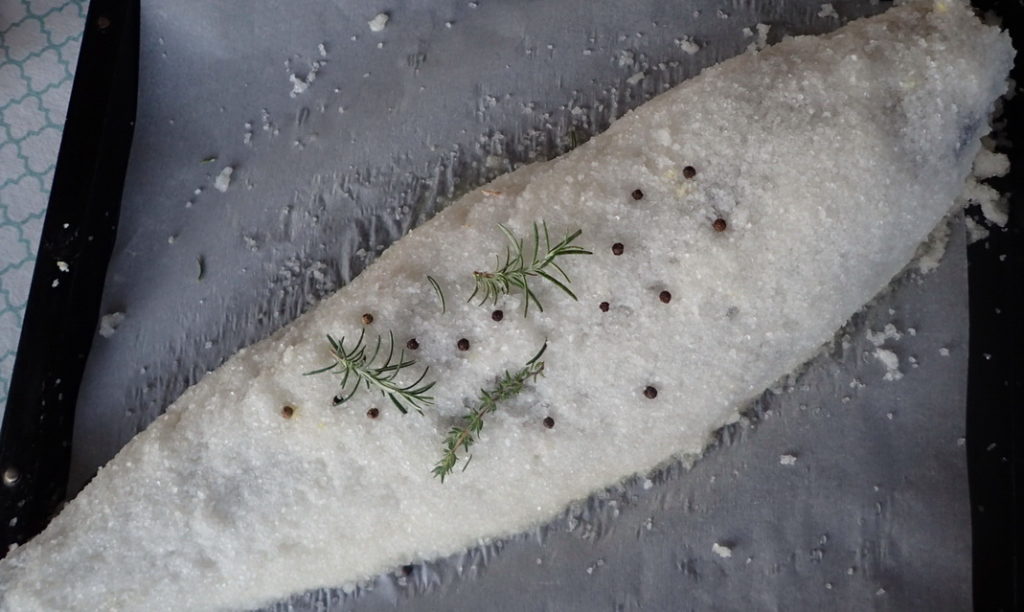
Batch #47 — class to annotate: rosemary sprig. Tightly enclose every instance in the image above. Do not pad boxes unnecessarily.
[305,329,435,414]
[427,275,446,314]
[433,343,547,482]
[469,222,591,316]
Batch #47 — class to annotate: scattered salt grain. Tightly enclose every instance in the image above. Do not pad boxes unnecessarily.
[675,36,701,55]
[779,454,797,466]
[368,13,389,33]
[626,72,646,85]
[965,217,990,243]
[56,261,69,272]
[818,4,839,19]
[98,312,125,338]
[712,543,733,558]
[873,348,902,381]
[746,23,771,52]
[939,347,950,357]
[214,166,234,193]
[866,323,902,347]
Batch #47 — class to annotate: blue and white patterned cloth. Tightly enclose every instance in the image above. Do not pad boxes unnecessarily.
[0,1,87,419]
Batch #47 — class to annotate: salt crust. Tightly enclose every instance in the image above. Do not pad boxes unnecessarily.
[0,2,1013,610]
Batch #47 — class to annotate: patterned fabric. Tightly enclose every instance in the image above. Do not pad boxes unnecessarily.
[0,1,87,418]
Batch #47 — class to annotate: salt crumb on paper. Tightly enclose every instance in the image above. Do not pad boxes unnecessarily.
[818,4,839,19]
[712,543,733,558]
[745,23,771,52]
[964,217,990,243]
[866,323,902,347]
[626,72,645,85]
[56,261,69,272]
[779,454,798,466]
[675,36,701,55]
[368,12,389,32]
[214,166,233,192]
[98,312,125,338]
[873,348,903,381]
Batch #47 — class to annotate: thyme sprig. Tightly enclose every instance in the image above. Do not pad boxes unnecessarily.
[469,222,591,316]
[305,329,435,414]
[433,343,547,482]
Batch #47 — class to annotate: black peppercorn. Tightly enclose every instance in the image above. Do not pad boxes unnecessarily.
[612,243,624,256]
[712,218,727,232]
[631,189,644,200]
[281,405,295,419]
[457,338,470,351]
[644,386,658,399]
[599,301,610,312]
[492,309,504,322]
[543,417,555,429]
[367,408,380,419]
[683,166,697,179]
[406,338,419,350]
[361,313,374,325]
[659,290,672,303]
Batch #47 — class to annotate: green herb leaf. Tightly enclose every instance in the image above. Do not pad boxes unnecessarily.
[433,343,547,482]
[427,275,446,314]
[469,222,591,317]
[305,329,435,415]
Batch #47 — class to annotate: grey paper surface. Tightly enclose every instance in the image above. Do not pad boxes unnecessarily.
[69,1,971,609]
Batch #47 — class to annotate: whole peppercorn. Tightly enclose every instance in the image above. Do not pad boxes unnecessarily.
[644,386,658,399]
[281,405,295,419]
[712,218,727,232]
[631,189,644,200]
[457,338,470,351]
[683,166,697,179]
[491,309,504,322]
[659,290,672,303]
[361,313,374,325]
[599,301,610,312]
[406,338,420,351]
[611,243,624,256]
[543,417,555,429]
[366,408,380,419]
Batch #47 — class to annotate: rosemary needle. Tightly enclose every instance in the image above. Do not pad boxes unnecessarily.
[469,221,592,317]
[305,329,435,414]
[426,275,446,314]
[433,343,547,482]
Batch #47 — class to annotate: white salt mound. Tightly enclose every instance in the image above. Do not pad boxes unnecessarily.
[368,12,389,32]
[213,166,233,192]
[97,312,125,339]
[0,2,1012,610]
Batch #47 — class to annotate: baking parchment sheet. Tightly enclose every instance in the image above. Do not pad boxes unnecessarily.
[68,1,971,609]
